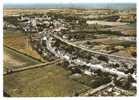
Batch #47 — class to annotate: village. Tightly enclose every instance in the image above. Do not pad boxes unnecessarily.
[3,7,136,96]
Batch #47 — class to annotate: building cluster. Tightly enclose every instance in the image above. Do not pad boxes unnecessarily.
[4,10,136,92]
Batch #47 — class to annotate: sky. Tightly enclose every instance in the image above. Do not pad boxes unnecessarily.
[4,0,137,4]
[3,0,136,9]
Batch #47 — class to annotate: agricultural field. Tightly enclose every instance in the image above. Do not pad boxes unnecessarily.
[4,30,44,62]
[4,64,91,96]
[4,47,40,72]
[3,3,136,97]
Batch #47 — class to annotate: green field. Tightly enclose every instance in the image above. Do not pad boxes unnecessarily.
[4,47,40,72]
[4,64,91,96]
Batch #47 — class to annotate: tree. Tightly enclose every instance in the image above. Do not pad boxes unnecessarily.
[97,55,109,63]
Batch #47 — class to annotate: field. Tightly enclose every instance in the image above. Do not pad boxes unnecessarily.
[3,7,136,96]
[4,47,40,72]
[4,30,44,62]
[4,64,90,96]
[3,30,92,97]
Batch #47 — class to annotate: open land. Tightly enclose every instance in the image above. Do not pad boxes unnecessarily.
[3,6,136,96]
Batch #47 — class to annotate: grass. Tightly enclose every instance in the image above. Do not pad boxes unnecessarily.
[69,73,111,89]
[4,30,44,62]
[4,64,90,96]
[3,30,91,96]
[4,47,40,72]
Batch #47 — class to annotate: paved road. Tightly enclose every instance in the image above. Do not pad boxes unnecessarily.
[50,33,136,62]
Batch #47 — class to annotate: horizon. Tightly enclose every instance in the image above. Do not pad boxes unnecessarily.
[4,3,136,10]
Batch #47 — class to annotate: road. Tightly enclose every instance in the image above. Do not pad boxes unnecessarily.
[51,33,136,62]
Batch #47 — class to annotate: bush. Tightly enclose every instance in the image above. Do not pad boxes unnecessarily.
[97,55,109,63]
